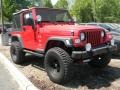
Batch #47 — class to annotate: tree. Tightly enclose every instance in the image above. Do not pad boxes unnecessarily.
[44,0,53,8]
[71,0,120,23]
[3,0,17,21]
[54,0,68,9]
[29,0,44,7]
[71,0,93,22]
[94,0,120,22]
[15,0,31,9]
[3,0,31,22]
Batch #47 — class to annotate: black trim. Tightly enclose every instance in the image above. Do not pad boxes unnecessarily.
[23,50,44,57]
[44,37,73,52]
[47,37,73,47]
[36,49,44,54]
[11,36,24,48]
[71,45,117,60]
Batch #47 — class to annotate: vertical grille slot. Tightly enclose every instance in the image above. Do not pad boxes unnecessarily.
[85,30,101,46]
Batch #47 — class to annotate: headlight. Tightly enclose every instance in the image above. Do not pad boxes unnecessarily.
[80,33,85,40]
[101,31,105,38]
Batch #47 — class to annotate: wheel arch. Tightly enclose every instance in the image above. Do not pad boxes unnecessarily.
[11,35,24,48]
[45,37,73,53]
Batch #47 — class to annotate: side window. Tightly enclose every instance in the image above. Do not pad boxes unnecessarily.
[13,14,21,31]
[23,12,33,26]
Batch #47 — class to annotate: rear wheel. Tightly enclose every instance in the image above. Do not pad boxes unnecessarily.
[88,53,111,68]
[10,41,25,64]
[44,47,73,84]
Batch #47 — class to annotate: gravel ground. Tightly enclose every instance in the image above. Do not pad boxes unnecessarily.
[0,45,120,90]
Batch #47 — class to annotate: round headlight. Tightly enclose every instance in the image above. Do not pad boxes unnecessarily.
[101,31,105,37]
[80,33,85,40]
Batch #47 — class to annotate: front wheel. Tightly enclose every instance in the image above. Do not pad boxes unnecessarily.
[10,41,25,64]
[88,53,111,68]
[44,47,73,84]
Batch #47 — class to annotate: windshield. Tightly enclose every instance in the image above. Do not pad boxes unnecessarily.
[36,9,73,22]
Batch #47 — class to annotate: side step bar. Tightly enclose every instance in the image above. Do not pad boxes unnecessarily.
[23,50,44,57]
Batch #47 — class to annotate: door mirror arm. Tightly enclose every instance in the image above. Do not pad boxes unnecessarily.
[32,24,35,30]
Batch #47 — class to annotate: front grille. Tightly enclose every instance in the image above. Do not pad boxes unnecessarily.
[85,30,101,46]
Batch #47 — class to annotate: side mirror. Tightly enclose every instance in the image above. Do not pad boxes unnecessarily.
[36,15,42,23]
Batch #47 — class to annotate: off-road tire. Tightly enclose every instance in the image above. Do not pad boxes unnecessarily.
[44,47,73,84]
[88,53,111,68]
[10,41,25,64]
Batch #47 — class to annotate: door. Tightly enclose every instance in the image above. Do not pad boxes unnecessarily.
[22,11,36,50]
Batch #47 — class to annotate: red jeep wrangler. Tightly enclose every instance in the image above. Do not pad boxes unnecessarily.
[10,7,116,84]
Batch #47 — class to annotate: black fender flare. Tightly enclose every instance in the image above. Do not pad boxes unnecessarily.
[45,37,73,51]
[11,35,24,48]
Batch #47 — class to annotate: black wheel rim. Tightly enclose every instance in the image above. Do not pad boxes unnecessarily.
[51,59,60,72]
[48,58,61,76]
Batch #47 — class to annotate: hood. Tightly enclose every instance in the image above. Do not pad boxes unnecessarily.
[42,24,102,32]
[40,24,103,37]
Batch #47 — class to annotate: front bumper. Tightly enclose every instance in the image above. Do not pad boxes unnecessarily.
[71,45,117,60]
